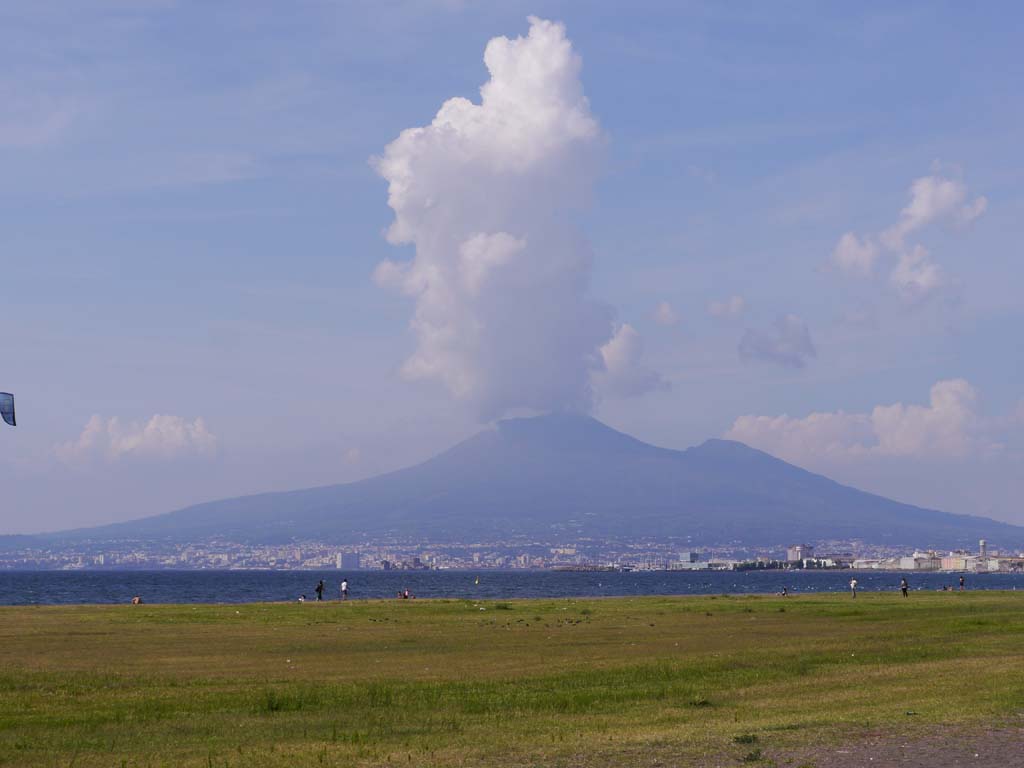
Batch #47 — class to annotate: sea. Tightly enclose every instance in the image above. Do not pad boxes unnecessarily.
[1,569,1021,606]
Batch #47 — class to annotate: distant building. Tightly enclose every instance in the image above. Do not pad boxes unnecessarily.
[786,544,813,562]
[339,552,361,570]
[898,553,941,570]
[979,539,988,558]
[670,552,703,570]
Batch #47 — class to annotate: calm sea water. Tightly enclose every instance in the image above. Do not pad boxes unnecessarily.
[1,569,1021,606]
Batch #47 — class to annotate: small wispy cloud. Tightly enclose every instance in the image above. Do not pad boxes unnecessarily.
[0,81,84,149]
[57,414,217,463]
[151,152,261,188]
[654,301,679,326]
[880,175,987,251]
[831,232,879,278]
[829,172,986,303]
[738,314,816,369]
[708,295,746,318]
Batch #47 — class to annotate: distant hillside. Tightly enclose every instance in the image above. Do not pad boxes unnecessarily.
[7,413,1022,549]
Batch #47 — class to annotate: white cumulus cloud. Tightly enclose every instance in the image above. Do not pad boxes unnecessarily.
[726,379,995,461]
[870,379,983,458]
[727,410,875,461]
[738,314,816,369]
[881,175,987,250]
[831,232,879,277]
[595,323,670,399]
[889,244,945,302]
[57,414,217,462]
[829,173,986,301]
[373,17,660,419]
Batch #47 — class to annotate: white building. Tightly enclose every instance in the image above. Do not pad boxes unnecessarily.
[787,544,813,562]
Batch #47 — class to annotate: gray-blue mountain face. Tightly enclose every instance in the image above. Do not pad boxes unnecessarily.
[14,413,1024,548]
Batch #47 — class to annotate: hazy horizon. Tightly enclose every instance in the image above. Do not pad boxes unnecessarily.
[2,3,1022,534]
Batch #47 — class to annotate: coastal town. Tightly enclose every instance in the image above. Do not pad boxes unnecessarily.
[1,537,1019,574]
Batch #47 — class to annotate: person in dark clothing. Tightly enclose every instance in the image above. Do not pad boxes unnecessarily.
[959,575,965,591]
[315,580,325,601]
[900,577,909,598]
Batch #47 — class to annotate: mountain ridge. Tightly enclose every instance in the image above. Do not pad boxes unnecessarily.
[4,412,1021,549]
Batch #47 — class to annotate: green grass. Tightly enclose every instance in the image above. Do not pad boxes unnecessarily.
[1,592,1022,766]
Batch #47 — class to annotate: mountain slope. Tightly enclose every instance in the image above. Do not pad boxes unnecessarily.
[14,413,1024,548]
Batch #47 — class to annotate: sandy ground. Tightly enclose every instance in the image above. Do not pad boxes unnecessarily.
[767,725,1024,767]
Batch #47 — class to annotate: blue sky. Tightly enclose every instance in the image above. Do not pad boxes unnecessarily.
[1,1,1022,534]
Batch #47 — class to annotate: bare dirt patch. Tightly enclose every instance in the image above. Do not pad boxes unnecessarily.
[770,725,1024,768]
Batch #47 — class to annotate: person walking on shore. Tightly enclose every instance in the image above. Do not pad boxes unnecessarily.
[340,579,349,600]
[849,578,858,599]
[959,575,965,592]
[315,580,324,601]
[900,577,909,598]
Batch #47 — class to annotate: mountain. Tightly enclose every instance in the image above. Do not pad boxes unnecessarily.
[9,412,1023,549]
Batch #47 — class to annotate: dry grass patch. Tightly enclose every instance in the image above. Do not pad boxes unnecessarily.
[1,592,1022,766]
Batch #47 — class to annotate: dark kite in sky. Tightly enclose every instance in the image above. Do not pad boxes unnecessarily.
[0,393,15,427]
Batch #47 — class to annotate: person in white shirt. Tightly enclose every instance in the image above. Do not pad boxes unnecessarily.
[340,579,349,600]
[849,578,858,599]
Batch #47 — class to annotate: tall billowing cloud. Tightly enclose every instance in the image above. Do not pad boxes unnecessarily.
[374,17,651,420]
[57,414,217,462]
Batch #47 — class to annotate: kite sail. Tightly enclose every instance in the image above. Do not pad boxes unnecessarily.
[0,393,15,427]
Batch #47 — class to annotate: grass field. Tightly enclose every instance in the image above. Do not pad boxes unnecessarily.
[1,591,1023,766]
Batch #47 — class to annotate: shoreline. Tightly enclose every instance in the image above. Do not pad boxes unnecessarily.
[1,569,1013,607]
[0,588,1018,610]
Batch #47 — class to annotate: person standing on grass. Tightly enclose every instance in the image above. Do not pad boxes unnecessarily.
[315,579,325,601]
[849,578,858,598]
[340,579,349,600]
[959,575,965,591]
[900,577,909,598]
